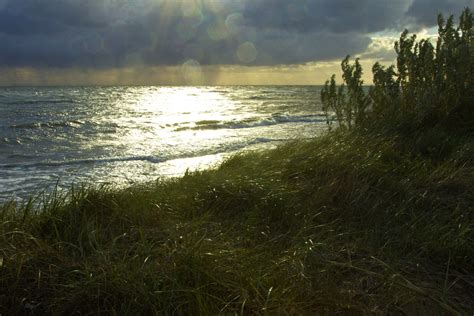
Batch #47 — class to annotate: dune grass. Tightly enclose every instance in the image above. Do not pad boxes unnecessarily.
[1,128,473,314]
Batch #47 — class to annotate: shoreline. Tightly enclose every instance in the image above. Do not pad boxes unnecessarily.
[0,138,290,204]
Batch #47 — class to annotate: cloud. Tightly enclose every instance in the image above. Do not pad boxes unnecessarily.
[406,0,472,27]
[356,37,398,62]
[3,0,120,29]
[0,0,470,69]
[242,0,412,33]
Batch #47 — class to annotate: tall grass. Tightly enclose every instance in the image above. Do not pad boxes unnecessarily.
[1,130,473,314]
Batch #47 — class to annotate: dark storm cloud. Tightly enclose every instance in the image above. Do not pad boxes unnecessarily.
[2,0,117,29]
[0,0,470,68]
[406,0,472,27]
[0,11,65,35]
[242,0,411,33]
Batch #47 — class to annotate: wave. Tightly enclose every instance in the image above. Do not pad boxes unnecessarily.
[7,154,38,159]
[1,137,23,145]
[249,137,288,145]
[176,114,326,131]
[247,95,270,100]
[9,120,86,129]
[5,99,76,106]
[0,155,166,169]
[0,136,291,171]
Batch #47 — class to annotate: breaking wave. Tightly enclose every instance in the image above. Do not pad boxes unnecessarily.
[10,120,86,129]
[176,114,326,131]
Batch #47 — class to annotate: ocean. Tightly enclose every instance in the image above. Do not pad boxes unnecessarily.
[0,86,327,202]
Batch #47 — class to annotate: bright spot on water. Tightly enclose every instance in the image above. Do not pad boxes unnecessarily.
[119,87,238,173]
[134,86,235,133]
[236,42,257,63]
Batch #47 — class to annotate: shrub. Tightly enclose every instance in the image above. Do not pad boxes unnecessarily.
[321,8,473,133]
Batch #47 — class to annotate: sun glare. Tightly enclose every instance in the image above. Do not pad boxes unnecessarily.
[115,86,239,174]
[136,87,233,124]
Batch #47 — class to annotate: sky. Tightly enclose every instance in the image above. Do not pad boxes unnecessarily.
[0,0,471,86]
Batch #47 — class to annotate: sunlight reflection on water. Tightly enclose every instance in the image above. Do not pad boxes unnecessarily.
[0,85,326,201]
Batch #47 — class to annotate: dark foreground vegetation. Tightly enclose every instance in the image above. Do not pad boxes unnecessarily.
[1,9,473,315]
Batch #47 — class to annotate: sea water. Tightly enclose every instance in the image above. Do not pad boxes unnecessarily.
[0,86,327,202]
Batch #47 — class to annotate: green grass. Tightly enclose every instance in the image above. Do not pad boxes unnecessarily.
[1,130,473,314]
